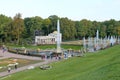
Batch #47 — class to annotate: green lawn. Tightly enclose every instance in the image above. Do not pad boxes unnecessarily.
[0,58,42,72]
[7,44,82,50]
[1,45,120,80]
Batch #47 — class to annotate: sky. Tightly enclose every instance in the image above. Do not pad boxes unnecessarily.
[0,0,120,21]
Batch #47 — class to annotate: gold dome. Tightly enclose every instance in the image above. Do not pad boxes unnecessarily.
[53,31,58,34]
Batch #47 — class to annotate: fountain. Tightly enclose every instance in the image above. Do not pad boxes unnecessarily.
[83,37,86,49]
[82,29,120,53]
[96,30,101,50]
[56,20,62,53]
[110,36,114,46]
[96,30,99,40]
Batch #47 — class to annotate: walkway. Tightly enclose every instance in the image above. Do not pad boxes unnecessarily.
[0,50,41,60]
[0,50,58,77]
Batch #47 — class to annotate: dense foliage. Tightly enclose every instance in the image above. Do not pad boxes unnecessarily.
[0,13,120,44]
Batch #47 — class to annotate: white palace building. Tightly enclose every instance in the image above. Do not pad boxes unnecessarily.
[35,31,62,45]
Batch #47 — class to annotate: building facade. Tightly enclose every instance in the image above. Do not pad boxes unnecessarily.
[35,31,62,45]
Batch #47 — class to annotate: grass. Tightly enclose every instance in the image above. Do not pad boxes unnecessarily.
[1,45,120,80]
[0,58,42,72]
[7,44,82,50]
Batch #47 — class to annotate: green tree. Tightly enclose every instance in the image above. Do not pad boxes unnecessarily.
[42,18,51,35]
[92,21,101,37]
[99,24,107,38]
[24,16,43,39]
[48,15,59,32]
[0,14,12,42]
[12,13,24,44]
[104,19,118,36]
[60,18,76,40]
[77,19,92,38]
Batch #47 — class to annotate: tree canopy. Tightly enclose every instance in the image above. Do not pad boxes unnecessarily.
[0,13,120,44]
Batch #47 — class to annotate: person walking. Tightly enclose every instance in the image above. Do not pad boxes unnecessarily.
[15,64,17,69]
[8,67,11,73]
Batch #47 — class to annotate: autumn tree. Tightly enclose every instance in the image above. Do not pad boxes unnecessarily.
[12,13,24,44]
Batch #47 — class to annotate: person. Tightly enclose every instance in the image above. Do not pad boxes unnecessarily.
[16,49,19,54]
[15,64,17,69]
[24,49,27,54]
[8,67,11,73]
[27,51,30,55]
[2,45,7,53]
[2,47,6,53]
[37,48,40,53]
[58,56,61,60]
